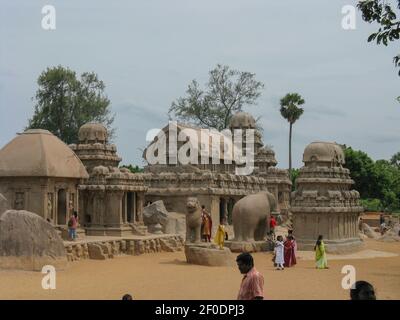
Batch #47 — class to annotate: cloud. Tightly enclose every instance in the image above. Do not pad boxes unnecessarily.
[306,105,347,118]
[113,102,167,124]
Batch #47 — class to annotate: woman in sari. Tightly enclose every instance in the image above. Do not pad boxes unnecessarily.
[214,218,227,249]
[284,236,297,267]
[314,235,328,269]
[201,206,212,242]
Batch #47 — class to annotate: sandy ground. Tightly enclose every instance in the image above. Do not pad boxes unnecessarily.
[0,239,399,300]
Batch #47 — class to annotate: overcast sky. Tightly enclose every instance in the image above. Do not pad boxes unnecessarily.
[1,0,399,169]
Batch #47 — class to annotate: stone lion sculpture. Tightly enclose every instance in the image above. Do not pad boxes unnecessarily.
[185,197,202,243]
[232,191,277,242]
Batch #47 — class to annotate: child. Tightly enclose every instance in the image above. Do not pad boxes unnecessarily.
[274,235,285,270]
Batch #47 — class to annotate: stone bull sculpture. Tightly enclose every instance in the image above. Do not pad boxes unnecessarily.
[232,191,277,242]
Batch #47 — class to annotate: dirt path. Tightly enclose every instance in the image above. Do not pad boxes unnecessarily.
[0,239,398,300]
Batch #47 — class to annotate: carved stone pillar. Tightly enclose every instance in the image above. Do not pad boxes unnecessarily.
[136,192,144,225]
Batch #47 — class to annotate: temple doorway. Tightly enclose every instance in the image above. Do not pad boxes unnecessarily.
[57,189,67,225]
[219,198,226,223]
[127,192,135,223]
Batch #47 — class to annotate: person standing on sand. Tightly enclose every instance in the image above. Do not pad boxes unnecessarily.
[284,235,297,267]
[314,235,328,269]
[274,235,285,270]
[67,212,78,241]
[269,216,277,240]
[214,217,226,249]
[287,229,297,254]
[236,253,264,300]
[201,205,212,242]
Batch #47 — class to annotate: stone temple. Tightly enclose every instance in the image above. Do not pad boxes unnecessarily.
[70,123,148,236]
[143,112,291,235]
[0,113,366,268]
[291,141,364,253]
[0,129,89,225]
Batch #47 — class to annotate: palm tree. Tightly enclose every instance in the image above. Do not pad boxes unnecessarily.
[280,93,305,179]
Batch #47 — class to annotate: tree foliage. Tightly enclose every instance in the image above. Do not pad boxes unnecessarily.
[357,0,400,75]
[120,164,144,173]
[27,65,115,144]
[391,151,400,167]
[168,64,264,131]
[344,146,400,211]
[279,93,305,177]
[279,93,305,125]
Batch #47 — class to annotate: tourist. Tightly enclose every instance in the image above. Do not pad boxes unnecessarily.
[379,213,384,225]
[350,281,376,300]
[214,217,226,249]
[314,235,328,269]
[67,212,78,241]
[122,294,133,300]
[288,230,298,254]
[274,235,285,270]
[380,221,387,235]
[284,235,297,267]
[201,205,212,242]
[236,253,264,300]
[269,215,277,240]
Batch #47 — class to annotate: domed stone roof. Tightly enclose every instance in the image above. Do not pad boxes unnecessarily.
[303,141,345,164]
[229,112,256,129]
[78,122,108,143]
[0,129,89,178]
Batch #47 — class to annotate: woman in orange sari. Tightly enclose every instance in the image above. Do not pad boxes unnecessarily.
[201,205,212,242]
[284,235,297,267]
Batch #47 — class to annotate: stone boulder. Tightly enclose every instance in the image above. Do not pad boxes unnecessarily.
[0,193,9,214]
[362,223,379,239]
[143,201,169,226]
[379,223,400,242]
[184,243,234,267]
[143,201,185,235]
[0,210,67,271]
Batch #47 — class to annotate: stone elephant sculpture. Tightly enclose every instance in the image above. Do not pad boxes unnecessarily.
[232,191,277,242]
[185,197,202,243]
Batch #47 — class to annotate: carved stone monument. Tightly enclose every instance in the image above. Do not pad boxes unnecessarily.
[291,142,364,253]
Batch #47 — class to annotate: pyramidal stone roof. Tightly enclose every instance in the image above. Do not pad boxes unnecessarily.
[0,129,89,179]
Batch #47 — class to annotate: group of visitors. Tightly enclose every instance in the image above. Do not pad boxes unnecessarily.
[273,230,297,270]
[236,251,376,300]
[200,205,228,249]
[273,232,328,270]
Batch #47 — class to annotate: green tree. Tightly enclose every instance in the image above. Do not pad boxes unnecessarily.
[290,168,300,191]
[27,65,115,144]
[357,0,400,75]
[279,93,305,178]
[343,147,377,198]
[120,164,144,173]
[344,146,400,211]
[168,64,264,131]
[391,151,400,167]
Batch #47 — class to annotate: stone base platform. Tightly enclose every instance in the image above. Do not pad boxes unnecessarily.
[64,234,184,262]
[225,240,270,253]
[184,243,234,267]
[296,237,364,254]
